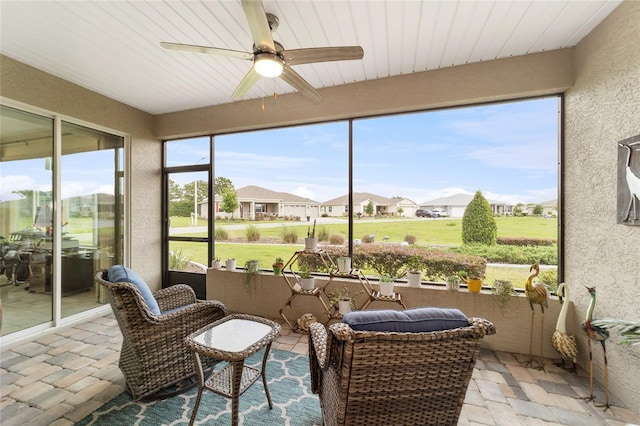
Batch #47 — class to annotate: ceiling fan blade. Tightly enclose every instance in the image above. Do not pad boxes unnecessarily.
[280,67,322,103]
[232,67,261,100]
[160,42,253,60]
[283,46,364,66]
[241,0,275,53]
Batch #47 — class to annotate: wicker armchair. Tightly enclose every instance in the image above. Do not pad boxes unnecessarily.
[96,269,227,401]
[308,316,496,426]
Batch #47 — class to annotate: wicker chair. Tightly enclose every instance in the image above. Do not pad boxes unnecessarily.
[96,269,227,401]
[308,316,496,426]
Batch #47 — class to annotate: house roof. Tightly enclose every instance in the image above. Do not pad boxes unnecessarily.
[422,193,513,207]
[235,185,320,204]
[323,192,394,206]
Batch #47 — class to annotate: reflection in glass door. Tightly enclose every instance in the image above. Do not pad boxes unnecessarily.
[60,121,124,318]
[0,105,125,336]
[0,106,54,334]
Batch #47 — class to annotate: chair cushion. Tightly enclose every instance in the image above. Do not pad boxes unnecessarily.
[342,307,469,332]
[108,265,161,315]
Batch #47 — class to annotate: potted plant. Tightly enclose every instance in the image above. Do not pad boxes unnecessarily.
[406,256,422,288]
[446,273,461,291]
[337,256,351,274]
[272,257,284,275]
[491,279,517,313]
[298,264,315,290]
[211,257,221,269]
[305,219,317,251]
[225,258,236,271]
[459,271,482,293]
[327,285,359,315]
[379,274,395,296]
[243,259,259,288]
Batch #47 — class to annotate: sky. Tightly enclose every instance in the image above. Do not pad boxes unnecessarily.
[171,96,559,206]
[2,96,558,206]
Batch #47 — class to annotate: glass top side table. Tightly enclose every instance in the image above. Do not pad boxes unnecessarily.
[186,314,281,426]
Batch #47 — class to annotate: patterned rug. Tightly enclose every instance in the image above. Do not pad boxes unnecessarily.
[77,349,322,425]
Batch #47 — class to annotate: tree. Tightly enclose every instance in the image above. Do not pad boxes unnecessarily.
[364,200,374,216]
[462,190,497,245]
[220,189,239,219]
[533,204,544,215]
[514,203,524,216]
[168,180,183,201]
[215,176,235,195]
[183,180,208,204]
[397,207,404,216]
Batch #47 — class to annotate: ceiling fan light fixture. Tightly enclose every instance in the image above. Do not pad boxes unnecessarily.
[254,53,284,77]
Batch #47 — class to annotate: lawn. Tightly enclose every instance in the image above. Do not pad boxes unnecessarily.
[170,216,558,289]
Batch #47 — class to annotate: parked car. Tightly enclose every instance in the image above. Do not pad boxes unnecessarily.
[432,208,448,217]
[416,209,436,217]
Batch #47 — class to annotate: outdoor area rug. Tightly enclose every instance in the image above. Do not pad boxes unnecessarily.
[77,348,322,426]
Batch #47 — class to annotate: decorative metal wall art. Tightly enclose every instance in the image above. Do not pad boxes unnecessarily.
[617,134,640,225]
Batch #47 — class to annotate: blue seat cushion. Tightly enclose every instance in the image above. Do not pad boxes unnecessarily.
[342,307,469,333]
[108,265,161,315]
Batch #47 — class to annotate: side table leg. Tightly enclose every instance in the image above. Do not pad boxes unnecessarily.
[231,359,244,426]
[261,343,274,409]
[189,353,206,426]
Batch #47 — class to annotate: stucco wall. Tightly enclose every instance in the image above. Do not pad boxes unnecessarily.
[0,55,163,286]
[564,0,640,414]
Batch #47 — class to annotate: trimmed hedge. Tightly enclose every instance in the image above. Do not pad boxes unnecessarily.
[497,236,556,246]
[448,243,557,265]
[297,244,486,280]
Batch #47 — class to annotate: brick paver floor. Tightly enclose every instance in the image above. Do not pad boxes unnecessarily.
[1,312,639,425]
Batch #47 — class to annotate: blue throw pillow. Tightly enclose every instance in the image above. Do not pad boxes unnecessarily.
[108,265,161,315]
[342,307,469,332]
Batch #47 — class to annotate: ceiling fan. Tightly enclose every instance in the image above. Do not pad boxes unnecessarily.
[160,0,364,103]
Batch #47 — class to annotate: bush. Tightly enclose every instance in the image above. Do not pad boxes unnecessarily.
[448,244,557,265]
[280,226,298,244]
[169,200,194,217]
[497,236,556,246]
[317,226,329,242]
[214,228,229,240]
[361,234,375,243]
[246,224,260,242]
[462,190,497,245]
[328,233,345,245]
[539,269,558,293]
[404,234,417,245]
[318,245,486,281]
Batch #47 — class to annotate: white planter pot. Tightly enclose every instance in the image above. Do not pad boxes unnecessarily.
[338,300,352,315]
[379,281,394,297]
[225,259,236,271]
[407,271,422,287]
[304,237,318,251]
[211,260,221,269]
[337,257,351,273]
[301,277,316,291]
[447,279,460,291]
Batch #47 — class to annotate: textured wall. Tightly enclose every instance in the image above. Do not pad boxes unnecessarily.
[564,0,640,414]
[0,55,163,286]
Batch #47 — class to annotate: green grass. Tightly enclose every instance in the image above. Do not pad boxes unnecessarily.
[169,216,558,288]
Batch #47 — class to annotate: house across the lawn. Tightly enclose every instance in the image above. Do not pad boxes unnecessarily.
[420,193,515,218]
[200,185,321,220]
[322,192,418,217]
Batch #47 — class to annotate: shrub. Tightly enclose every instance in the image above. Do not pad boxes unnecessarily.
[169,200,194,217]
[404,234,417,245]
[539,269,558,293]
[246,224,260,242]
[320,245,486,281]
[280,226,298,244]
[328,233,345,245]
[448,244,557,265]
[462,190,497,245]
[497,237,556,246]
[214,228,229,241]
[168,249,191,271]
[317,226,329,242]
[361,234,375,243]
